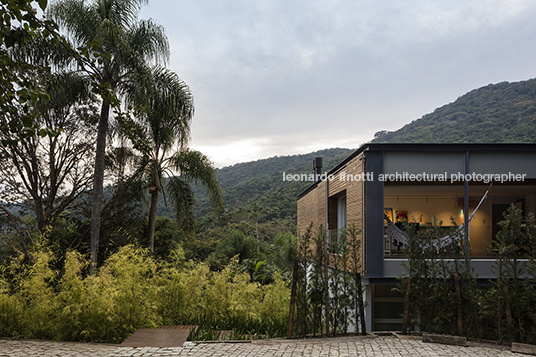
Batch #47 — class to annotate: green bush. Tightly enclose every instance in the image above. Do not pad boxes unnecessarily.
[158,257,289,338]
[0,244,290,343]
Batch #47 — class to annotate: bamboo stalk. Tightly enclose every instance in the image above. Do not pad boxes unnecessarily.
[504,280,513,344]
[287,258,299,339]
[402,277,411,334]
[454,274,463,336]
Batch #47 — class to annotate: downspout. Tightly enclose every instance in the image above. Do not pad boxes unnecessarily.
[361,152,369,333]
[361,153,366,276]
[326,172,329,243]
[324,174,330,336]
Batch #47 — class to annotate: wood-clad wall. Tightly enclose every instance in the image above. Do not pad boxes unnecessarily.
[297,153,365,268]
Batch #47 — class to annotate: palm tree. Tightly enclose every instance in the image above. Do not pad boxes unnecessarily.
[49,0,170,272]
[133,67,223,253]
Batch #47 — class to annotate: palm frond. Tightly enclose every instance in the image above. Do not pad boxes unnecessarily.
[171,149,223,212]
[9,35,74,69]
[104,146,138,176]
[148,67,193,149]
[42,71,92,109]
[48,0,100,47]
[124,66,193,154]
[36,70,95,131]
[129,19,170,66]
[167,176,196,231]
[94,0,149,29]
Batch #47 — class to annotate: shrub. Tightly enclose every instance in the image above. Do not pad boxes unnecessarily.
[0,244,290,342]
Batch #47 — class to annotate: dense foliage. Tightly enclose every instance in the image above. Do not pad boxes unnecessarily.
[290,224,366,337]
[373,79,536,143]
[399,219,478,336]
[400,206,536,344]
[0,244,289,342]
[0,0,58,145]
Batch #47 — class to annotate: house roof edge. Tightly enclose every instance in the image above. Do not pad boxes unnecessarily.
[297,142,536,199]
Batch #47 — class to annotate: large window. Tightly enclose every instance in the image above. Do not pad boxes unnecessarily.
[337,195,346,232]
[328,193,346,253]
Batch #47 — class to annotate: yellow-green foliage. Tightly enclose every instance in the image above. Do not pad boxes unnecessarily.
[259,272,289,322]
[0,246,290,343]
[56,247,161,342]
[158,257,290,326]
[7,249,60,339]
[0,268,24,337]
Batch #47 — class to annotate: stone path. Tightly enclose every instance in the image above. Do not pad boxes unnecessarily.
[0,335,515,356]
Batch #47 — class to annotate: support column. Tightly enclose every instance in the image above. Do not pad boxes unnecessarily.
[365,150,384,278]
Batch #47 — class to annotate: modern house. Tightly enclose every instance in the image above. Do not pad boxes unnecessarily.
[297,143,536,331]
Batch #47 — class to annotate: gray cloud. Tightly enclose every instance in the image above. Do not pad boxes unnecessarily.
[140,0,536,167]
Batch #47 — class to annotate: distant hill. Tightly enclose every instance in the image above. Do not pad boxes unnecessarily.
[158,79,536,223]
[156,148,355,221]
[373,78,536,143]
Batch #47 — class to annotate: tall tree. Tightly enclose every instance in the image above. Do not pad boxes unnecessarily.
[0,71,97,233]
[133,68,223,253]
[49,0,170,272]
[0,0,58,145]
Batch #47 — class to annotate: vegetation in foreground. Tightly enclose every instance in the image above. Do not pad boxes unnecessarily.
[0,244,289,343]
[289,224,367,338]
[399,205,536,345]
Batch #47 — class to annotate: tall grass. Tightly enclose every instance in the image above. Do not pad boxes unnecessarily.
[0,246,290,342]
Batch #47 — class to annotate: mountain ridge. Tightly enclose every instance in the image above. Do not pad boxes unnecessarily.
[156,148,355,220]
[159,77,536,222]
[372,78,536,143]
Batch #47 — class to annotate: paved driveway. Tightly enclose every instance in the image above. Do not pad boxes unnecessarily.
[0,335,514,356]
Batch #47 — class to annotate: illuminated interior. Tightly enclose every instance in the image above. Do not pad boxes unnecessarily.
[383,183,536,257]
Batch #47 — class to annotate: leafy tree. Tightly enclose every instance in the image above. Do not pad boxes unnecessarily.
[0,0,58,145]
[210,230,258,268]
[490,205,535,343]
[0,71,97,237]
[49,0,171,272]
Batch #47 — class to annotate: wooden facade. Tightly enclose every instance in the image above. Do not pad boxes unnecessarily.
[297,153,365,271]
[296,143,536,331]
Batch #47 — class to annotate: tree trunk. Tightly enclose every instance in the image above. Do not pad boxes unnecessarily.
[504,280,513,344]
[147,186,159,253]
[90,100,110,274]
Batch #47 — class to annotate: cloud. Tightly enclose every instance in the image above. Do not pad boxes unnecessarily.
[140,0,536,167]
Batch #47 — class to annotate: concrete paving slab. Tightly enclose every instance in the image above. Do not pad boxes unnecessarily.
[0,335,517,357]
[120,328,190,348]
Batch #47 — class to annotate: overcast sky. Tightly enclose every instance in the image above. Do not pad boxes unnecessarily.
[139,0,536,168]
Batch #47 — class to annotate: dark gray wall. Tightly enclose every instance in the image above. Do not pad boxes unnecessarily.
[365,150,384,278]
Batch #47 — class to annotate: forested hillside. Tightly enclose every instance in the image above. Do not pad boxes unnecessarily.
[373,78,536,143]
[159,78,536,222]
[157,148,355,220]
